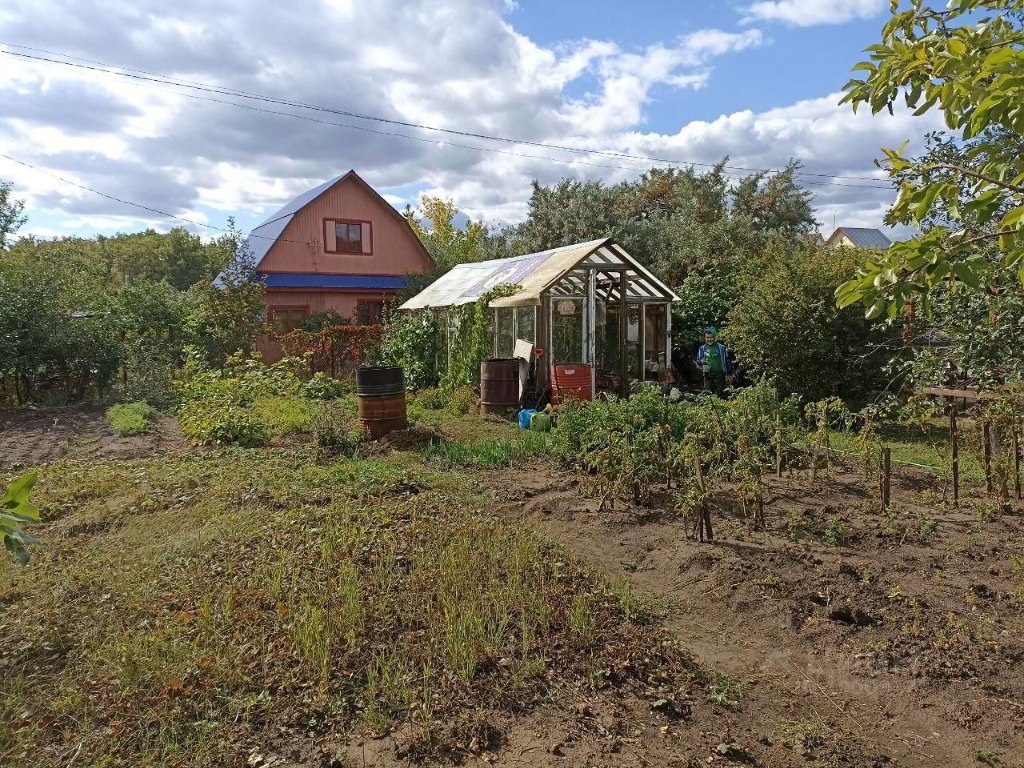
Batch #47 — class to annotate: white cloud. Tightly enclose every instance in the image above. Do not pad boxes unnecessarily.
[0,0,932,243]
[743,0,885,27]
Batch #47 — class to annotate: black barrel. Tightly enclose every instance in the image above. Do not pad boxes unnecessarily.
[480,358,520,416]
[356,366,404,397]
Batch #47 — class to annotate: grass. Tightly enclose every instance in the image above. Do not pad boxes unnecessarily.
[0,434,696,767]
[106,401,153,436]
[421,431,553,467]
[829,420,985,484]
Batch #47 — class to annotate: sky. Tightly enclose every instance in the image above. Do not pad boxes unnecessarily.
[0,0,946,241]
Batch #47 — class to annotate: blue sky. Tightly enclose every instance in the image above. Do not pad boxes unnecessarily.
[0,0,942,241]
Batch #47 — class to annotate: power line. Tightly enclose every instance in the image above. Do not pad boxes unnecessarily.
[0,151,312,245]
[0,43,895,190]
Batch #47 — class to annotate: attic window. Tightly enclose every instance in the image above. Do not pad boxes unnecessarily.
[325,219,372,254]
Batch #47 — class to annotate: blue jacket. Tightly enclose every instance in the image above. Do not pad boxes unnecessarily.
[697,342,733,375]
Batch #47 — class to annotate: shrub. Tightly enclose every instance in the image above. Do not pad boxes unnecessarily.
[310,401,362,459]
[445,386,478,416]
[106,401,153,436]
[301,371,347,400]
[727,241,894,406]
[377,311,439,391]
[412,388,445,410]
[178,401,270,447]
[252,396,316,436]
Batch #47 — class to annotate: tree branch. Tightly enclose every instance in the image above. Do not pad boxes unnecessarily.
[931,162,1024,196]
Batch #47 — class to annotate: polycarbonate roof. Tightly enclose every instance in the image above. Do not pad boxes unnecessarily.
[399,238,677,310]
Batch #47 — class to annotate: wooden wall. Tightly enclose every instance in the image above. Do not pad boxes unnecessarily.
[259,176,433,276]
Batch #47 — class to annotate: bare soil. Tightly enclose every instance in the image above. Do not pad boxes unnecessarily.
[0,406,187,467]
[469,461,1024,767]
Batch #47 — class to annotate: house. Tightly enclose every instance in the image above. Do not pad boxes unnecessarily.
[825,227,892,249]
[222,170,433,336]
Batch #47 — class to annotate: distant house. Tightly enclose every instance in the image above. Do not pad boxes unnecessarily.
[220,170,433,335]
[825,227,892,249]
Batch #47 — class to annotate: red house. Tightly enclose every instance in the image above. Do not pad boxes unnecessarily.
[225,170,433,344]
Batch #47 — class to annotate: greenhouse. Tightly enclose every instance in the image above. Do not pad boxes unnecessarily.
[399,238,678,397]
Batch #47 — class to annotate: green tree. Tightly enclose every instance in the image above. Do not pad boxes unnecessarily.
[0,180,26,249]
[404,196,488,273]
[729,241,894,405]
[836,0,1024,318]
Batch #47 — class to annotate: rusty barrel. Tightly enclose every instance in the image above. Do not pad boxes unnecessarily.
[550,363,593,405]
[480,358,519,416]
[356,366,407,439]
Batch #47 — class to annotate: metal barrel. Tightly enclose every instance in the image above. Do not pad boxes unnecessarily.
[355,366,405,397]
[357,391,408,439]
[480,358,520,415]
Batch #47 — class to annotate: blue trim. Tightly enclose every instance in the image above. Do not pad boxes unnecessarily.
[259,272,409,290]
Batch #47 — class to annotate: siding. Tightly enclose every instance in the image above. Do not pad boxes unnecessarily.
[259,176,432,276]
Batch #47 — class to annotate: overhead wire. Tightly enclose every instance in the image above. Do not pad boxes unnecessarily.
[0,151,313,245]
[0,42,896,190]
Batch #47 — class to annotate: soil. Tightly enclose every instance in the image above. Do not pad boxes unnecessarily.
[463,460,1024,768]
[0,406,187,467]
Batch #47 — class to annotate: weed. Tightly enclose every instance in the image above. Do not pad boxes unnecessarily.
[251,395,315,436]
[704,670,744,709]
[106,401,153,436]
[567,593,596,643]
[310,401,362,460]
[786,511,803,542]
[777,721,827,756]
[824,515,852,546]
[917,514,938,539]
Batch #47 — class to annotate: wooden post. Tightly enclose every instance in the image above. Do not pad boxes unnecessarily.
[775,414,784,479]
[983,422,994,495]
[1014,418,1022,501]
[619,271,629,399]
[880,447,891,513]
[949,404,960,506]
[692,456,713,543]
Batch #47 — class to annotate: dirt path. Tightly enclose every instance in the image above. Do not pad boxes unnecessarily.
[0,406,186,467]
[486,464,1024,767]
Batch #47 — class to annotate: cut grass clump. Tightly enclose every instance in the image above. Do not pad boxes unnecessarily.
[1,449,699,767]
[421,432,552,468]
[106,401,153,436]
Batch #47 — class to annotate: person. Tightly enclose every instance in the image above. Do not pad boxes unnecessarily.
[696,327,733,396]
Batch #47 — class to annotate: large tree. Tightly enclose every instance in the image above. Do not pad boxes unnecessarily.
[0,180,26,249]
[836,0,1024,319]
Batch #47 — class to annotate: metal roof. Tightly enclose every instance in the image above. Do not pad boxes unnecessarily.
[399,238,677,310]
[828,227,892,248]
[261,273,409,290]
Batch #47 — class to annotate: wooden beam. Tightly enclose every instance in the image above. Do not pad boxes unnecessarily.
[619,271,628,398]
[919,385,998,401]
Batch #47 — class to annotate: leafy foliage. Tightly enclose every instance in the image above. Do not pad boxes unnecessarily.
[279,324,385,378]
[1,472,38,565]
[376,310,439,391]
[106,401,154,436]
[0,179,26,250]
[440,286,521,392]
[837,0,1024,317]
[729,240,895,405]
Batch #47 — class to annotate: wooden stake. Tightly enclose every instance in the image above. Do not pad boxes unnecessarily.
[1014,418,1022,501]
[983,421,994,495]
[880,447,891,513]
[692,456,713,543]
[775,414,784,479]
[949,404,959,507]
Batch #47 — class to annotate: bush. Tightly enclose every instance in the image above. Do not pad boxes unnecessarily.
[310,401,362,459]
[301,371,347,400]
[446,386,478,415]
[106,401,153,436]
[178,402,270,447]
[727,241,894,406]
[252,396,316,436]
[377,311,439,391]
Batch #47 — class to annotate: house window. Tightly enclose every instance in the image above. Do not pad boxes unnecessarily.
[357,300,384,326]
[325,219,372,254]
[269,306,308,333]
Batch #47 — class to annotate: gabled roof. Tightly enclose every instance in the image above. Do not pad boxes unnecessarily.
[400,238,677,310]
[827,227,892,248]
[214,170,432,286]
